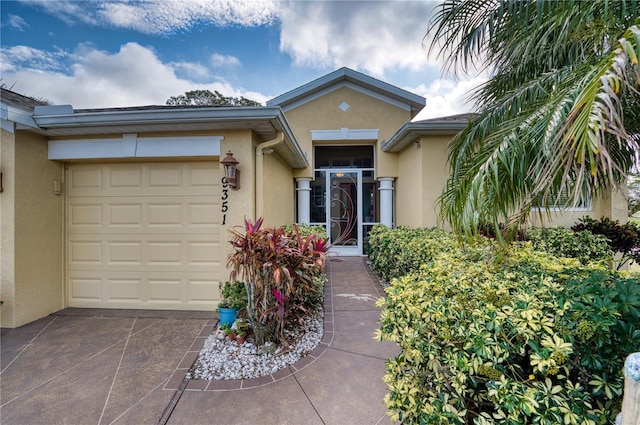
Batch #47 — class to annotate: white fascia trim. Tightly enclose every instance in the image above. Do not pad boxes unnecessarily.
[280,82,411,113]
[0,102,39,131]
[311,128,380,141]
[49,135,222,160]
[35,106,284,127]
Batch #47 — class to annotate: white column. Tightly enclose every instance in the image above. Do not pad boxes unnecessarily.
[378,177,394,227]
[296,178,312,224]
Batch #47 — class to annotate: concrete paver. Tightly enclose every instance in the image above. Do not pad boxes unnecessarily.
[0,257,398,425]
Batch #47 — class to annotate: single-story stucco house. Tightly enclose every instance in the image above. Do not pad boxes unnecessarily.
[0,67,627,328]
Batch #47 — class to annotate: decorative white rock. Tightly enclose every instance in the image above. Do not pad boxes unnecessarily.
[191,312,323,381]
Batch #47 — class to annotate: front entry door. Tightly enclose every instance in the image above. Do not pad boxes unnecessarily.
[310,145,379,256]
[327,170,361,256]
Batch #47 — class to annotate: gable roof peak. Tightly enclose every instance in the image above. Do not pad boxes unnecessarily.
[267,67,425,116]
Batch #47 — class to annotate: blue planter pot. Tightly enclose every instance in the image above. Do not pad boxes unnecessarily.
[218,307,238,326]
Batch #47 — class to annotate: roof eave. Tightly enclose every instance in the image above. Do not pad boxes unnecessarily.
[32,105,308,169]
[382,120,469,152]
[34,105,282,128]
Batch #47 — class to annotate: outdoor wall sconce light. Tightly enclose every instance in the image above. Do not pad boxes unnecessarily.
[221,150,240,189]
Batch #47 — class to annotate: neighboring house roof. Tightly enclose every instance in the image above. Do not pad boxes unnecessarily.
[29,104,307,168]
[1,88,48,111]
[267,67,426,117]
[1,88,48,130]
[382,113,476,152]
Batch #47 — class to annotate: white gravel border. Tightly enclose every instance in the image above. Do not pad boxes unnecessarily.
[189,312,324,380]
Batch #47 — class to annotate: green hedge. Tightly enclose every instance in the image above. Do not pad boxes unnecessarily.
[283,223,328,239]
[527,227,613,266]
[368,225,614,283]
[367,225,457,282]
[376,239,640,424]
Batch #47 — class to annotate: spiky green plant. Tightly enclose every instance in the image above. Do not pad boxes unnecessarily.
[427,0,640,239]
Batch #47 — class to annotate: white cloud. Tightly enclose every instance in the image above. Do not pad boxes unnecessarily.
[170,61,212,81]
[19,0,99,26]
[5,14,31,31]
[2,42,267,108]
[21,0,278,34]
[5,0,485,117]
[410,75,488,120]
[210,53,240,68]
[278,1,440,78]
[0,45,69,72]
[15,1,461,85]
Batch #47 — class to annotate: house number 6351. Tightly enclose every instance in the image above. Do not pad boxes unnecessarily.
[221,177,229,225]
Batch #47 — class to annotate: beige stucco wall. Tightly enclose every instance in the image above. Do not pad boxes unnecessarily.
[282,86,412,178]
[219,130,256,231]
[1,127,16,327]
[395,135,453,228]
[396,142,424,227]
[394,133,627,231]
[2,130,64,328]
[261,152,294,226]
[421,136,451,228]
[528,187,628,228]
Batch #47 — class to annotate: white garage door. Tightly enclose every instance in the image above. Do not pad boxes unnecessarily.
[66,162,221,310]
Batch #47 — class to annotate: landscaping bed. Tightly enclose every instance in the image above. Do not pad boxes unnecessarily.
[190,312,323,380]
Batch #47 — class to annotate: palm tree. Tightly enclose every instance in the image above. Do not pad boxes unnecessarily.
[427,0,640,239]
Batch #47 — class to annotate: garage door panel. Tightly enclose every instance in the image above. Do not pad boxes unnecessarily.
[148,203,182,226]
[109,203,143,227]
[68,237,221,270]
[68,235,220,267]
[189,165,219,187]
[68,272,217,308]
[70,203,103,227]
[69,163,221,197]
[108,278,142,302]
[68,166,103,193]
[69,276,102,301]
[69,241,103,265]
[109,165,143,189]
[67,162,221,310]
[148,164,182,188]
[108,241,143,265]
[188,203,220,226]
[69,198,220,233]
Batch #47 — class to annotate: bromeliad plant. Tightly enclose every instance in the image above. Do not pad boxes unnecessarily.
[227,218,327,346]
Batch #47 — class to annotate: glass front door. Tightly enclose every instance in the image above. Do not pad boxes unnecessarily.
[310,169,379,256]
[329,171,359,255]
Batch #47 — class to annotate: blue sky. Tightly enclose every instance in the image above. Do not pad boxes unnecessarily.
[1,0,485,119]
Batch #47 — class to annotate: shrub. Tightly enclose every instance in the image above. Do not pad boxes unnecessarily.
[376,240,640,424]
[218,280,248,311]
[571,217,640,268]
[283,223,328,239]
[367,225,458,282]
[527,227,613,266]
[227,218,327,345]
